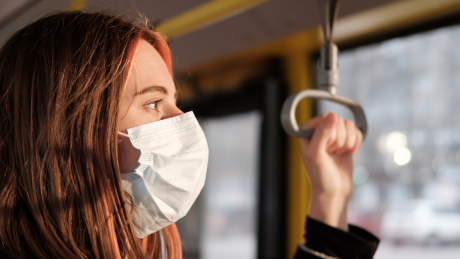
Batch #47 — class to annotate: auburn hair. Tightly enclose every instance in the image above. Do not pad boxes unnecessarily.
[0,11,181,259]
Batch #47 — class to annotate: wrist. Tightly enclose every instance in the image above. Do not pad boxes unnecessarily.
[309,193,349,232]
[310,190,352,203]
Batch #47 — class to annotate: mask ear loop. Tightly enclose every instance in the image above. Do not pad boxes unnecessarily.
[118,132,130,138]
[159,229,167,259]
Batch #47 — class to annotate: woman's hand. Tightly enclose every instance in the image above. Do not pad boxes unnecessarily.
[300,112,363,231]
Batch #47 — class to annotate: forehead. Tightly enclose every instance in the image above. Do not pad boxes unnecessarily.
[124,39,174,95]
[132,40,169,82]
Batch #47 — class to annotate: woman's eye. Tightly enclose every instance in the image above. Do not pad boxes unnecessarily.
[146,99,164,111]
[146,102,157,110]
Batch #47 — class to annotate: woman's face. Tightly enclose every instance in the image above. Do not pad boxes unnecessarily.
[117,39,182,174]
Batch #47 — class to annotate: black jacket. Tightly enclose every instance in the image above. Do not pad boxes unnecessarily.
[294,217,380,259]
[0,217,379,259]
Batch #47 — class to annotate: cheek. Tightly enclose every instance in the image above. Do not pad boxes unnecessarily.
[137,106,162,124]
[117,137,132,156]
[119,106,162,131]
[117,136,141,173]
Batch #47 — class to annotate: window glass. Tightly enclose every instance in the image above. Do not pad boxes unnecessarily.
[320,24,460,258]
[199,111,261,259]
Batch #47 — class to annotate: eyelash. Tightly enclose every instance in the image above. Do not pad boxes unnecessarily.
[146,99,165,111]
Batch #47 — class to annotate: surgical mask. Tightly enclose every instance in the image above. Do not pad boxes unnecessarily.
[118,111,208,238]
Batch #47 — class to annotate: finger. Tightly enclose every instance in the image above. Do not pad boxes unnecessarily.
[352,127,363,154]
[345,120,357,151]
[327,113,338,150]
[300,113,327,131]
[299,114,327,147]
[327,115,345,153]
[336,120,356,154]
[337,116,346,152]
[308,112,336,156]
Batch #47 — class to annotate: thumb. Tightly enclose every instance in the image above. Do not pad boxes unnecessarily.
[299,114,327,147]
[300,113,327,131]
[308,112,336,153]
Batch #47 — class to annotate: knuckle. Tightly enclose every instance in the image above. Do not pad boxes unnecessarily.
[345,120,355,128]
[337,116,344,125]
[347,138,355,149]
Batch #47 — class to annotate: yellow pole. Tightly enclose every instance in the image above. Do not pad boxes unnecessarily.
[155,0,269,38]
[283,50,313,259]
[68,0,89,11]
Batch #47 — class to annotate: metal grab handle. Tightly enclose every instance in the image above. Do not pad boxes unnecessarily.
[318,0,340,44]
[280,89,368,139]
[280,0,368,140]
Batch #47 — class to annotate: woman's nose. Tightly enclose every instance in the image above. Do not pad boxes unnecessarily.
[161,101,183,120]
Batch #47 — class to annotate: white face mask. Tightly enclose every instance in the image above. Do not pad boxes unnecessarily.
[118,111,208,238]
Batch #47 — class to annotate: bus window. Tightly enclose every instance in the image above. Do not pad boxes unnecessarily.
[319,23,460,259]
[199,112,261,259]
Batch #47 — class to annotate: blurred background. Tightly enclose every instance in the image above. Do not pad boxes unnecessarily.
[2,0,460,258]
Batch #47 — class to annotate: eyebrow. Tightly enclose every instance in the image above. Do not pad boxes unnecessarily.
[134,85,168,96]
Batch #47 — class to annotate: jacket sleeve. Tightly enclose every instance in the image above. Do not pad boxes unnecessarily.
[293,217,380,259]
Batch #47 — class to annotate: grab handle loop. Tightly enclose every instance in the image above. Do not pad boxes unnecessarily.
[280,90,368,139]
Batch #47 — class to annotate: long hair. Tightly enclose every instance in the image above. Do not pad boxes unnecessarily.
[0,11,181,259]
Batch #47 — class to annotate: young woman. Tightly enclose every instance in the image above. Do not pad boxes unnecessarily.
[0,11,378,259]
